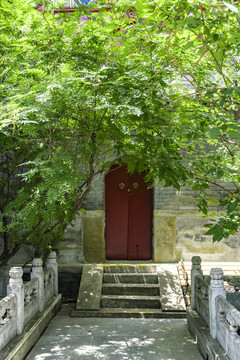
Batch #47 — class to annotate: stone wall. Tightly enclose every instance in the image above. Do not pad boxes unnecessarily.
[55,175,240,265]
[1,173,240,295]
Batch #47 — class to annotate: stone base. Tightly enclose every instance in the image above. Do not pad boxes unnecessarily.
[58,264,83,302]
[187,308,229,360]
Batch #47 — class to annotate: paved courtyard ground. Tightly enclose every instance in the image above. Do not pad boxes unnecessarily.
[25,310,203,360]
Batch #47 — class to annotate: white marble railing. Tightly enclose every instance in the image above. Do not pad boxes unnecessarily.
[195,275,209,327]
[216,296,240,360]
[24,278,39,326]
[0,252,58,352]
[44,267,54,305]
[0,294,17,349]
[191,256,240,360]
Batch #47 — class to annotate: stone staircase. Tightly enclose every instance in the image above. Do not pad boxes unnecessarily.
[71,264,186,318]
[100,265,161,314]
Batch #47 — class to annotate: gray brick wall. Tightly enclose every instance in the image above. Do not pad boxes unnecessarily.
[82,175,105,210]
[83,174,236,212]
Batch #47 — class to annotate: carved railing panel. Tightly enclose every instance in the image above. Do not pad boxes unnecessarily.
[216,295,240,360]
[195,275,210,326]
[0,294,16,326]
[0,294,17,350]
[24,278,39,326]
[217,296,240,336]
[44,268,54,305]
[24,278,38,305]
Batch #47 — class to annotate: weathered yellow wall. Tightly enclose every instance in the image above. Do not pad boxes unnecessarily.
[153,210,240,262]
[81,209,240,263]
[82,210,105,262]
[153,212,176,262]
[175,214,240,262]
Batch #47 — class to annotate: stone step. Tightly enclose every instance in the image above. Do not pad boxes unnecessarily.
[100,295,161,309]
[103,273,158,284]
[103,265,157,273]
[102,283,159,296]
[71,308,186,318]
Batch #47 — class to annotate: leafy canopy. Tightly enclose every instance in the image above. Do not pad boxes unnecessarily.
[0,0,187,264]
[1,0,240,266]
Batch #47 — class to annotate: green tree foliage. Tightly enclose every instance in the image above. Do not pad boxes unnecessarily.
[120,0,240,242]
[0,0,188,265]
[1,0,240,266]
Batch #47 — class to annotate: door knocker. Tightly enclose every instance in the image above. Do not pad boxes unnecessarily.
[119,183,125,190]
[133,182,139,190]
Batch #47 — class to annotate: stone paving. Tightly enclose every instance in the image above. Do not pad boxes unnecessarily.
[25,306,203,360]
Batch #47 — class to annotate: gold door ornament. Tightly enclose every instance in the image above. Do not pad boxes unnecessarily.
[133,182,139,190]
[119,183,125,190]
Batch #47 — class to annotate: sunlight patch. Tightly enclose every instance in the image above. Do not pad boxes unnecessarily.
[75,345,105,357]
[35,354,52,360]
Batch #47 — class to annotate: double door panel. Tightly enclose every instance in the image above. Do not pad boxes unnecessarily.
[105,165,152,260]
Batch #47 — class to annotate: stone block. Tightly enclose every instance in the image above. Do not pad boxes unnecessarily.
[153,213,176,262]
[157,264,185,311]
[76,265,103,311]
[82,211,105,262]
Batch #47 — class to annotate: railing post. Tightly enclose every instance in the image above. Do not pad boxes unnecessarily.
[209,267,226,339]
[191,256,203,310]
[31,258,44,312]
[7,267,24,335]
[46,251,58,296]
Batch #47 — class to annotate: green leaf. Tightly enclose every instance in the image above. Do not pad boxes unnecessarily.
[213,226,224,242]
[228,130,240,139]
[135,0,143,13]
[221,87,233,95]
[206,228,216,236]
[227,200,239,213]
[208,128,221,139]
[184,41,194,50]
[216,169,224,179]
[234,87,240,95]
[220,95,226,107]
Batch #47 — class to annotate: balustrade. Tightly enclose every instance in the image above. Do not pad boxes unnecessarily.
[195,272,210,326]
[0,252,58,352]
[190,256,240,360]
[0,294,16,326]
[24,278,38,304]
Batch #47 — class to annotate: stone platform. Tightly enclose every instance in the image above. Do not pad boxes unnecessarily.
[25,304,203,360]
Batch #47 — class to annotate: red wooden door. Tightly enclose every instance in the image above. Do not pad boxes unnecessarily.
[105,165,152,260]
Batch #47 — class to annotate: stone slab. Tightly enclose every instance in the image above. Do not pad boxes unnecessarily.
[102,283,159,296]
[76,264,103,310]
[71,308,187,318]
[25,316,202,360]
[157,264,186,312]
[103,273,158,284]
[103,265,158,273]
[100,295,161,309]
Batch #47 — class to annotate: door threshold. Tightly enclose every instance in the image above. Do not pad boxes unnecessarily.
[103,260,154,264]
